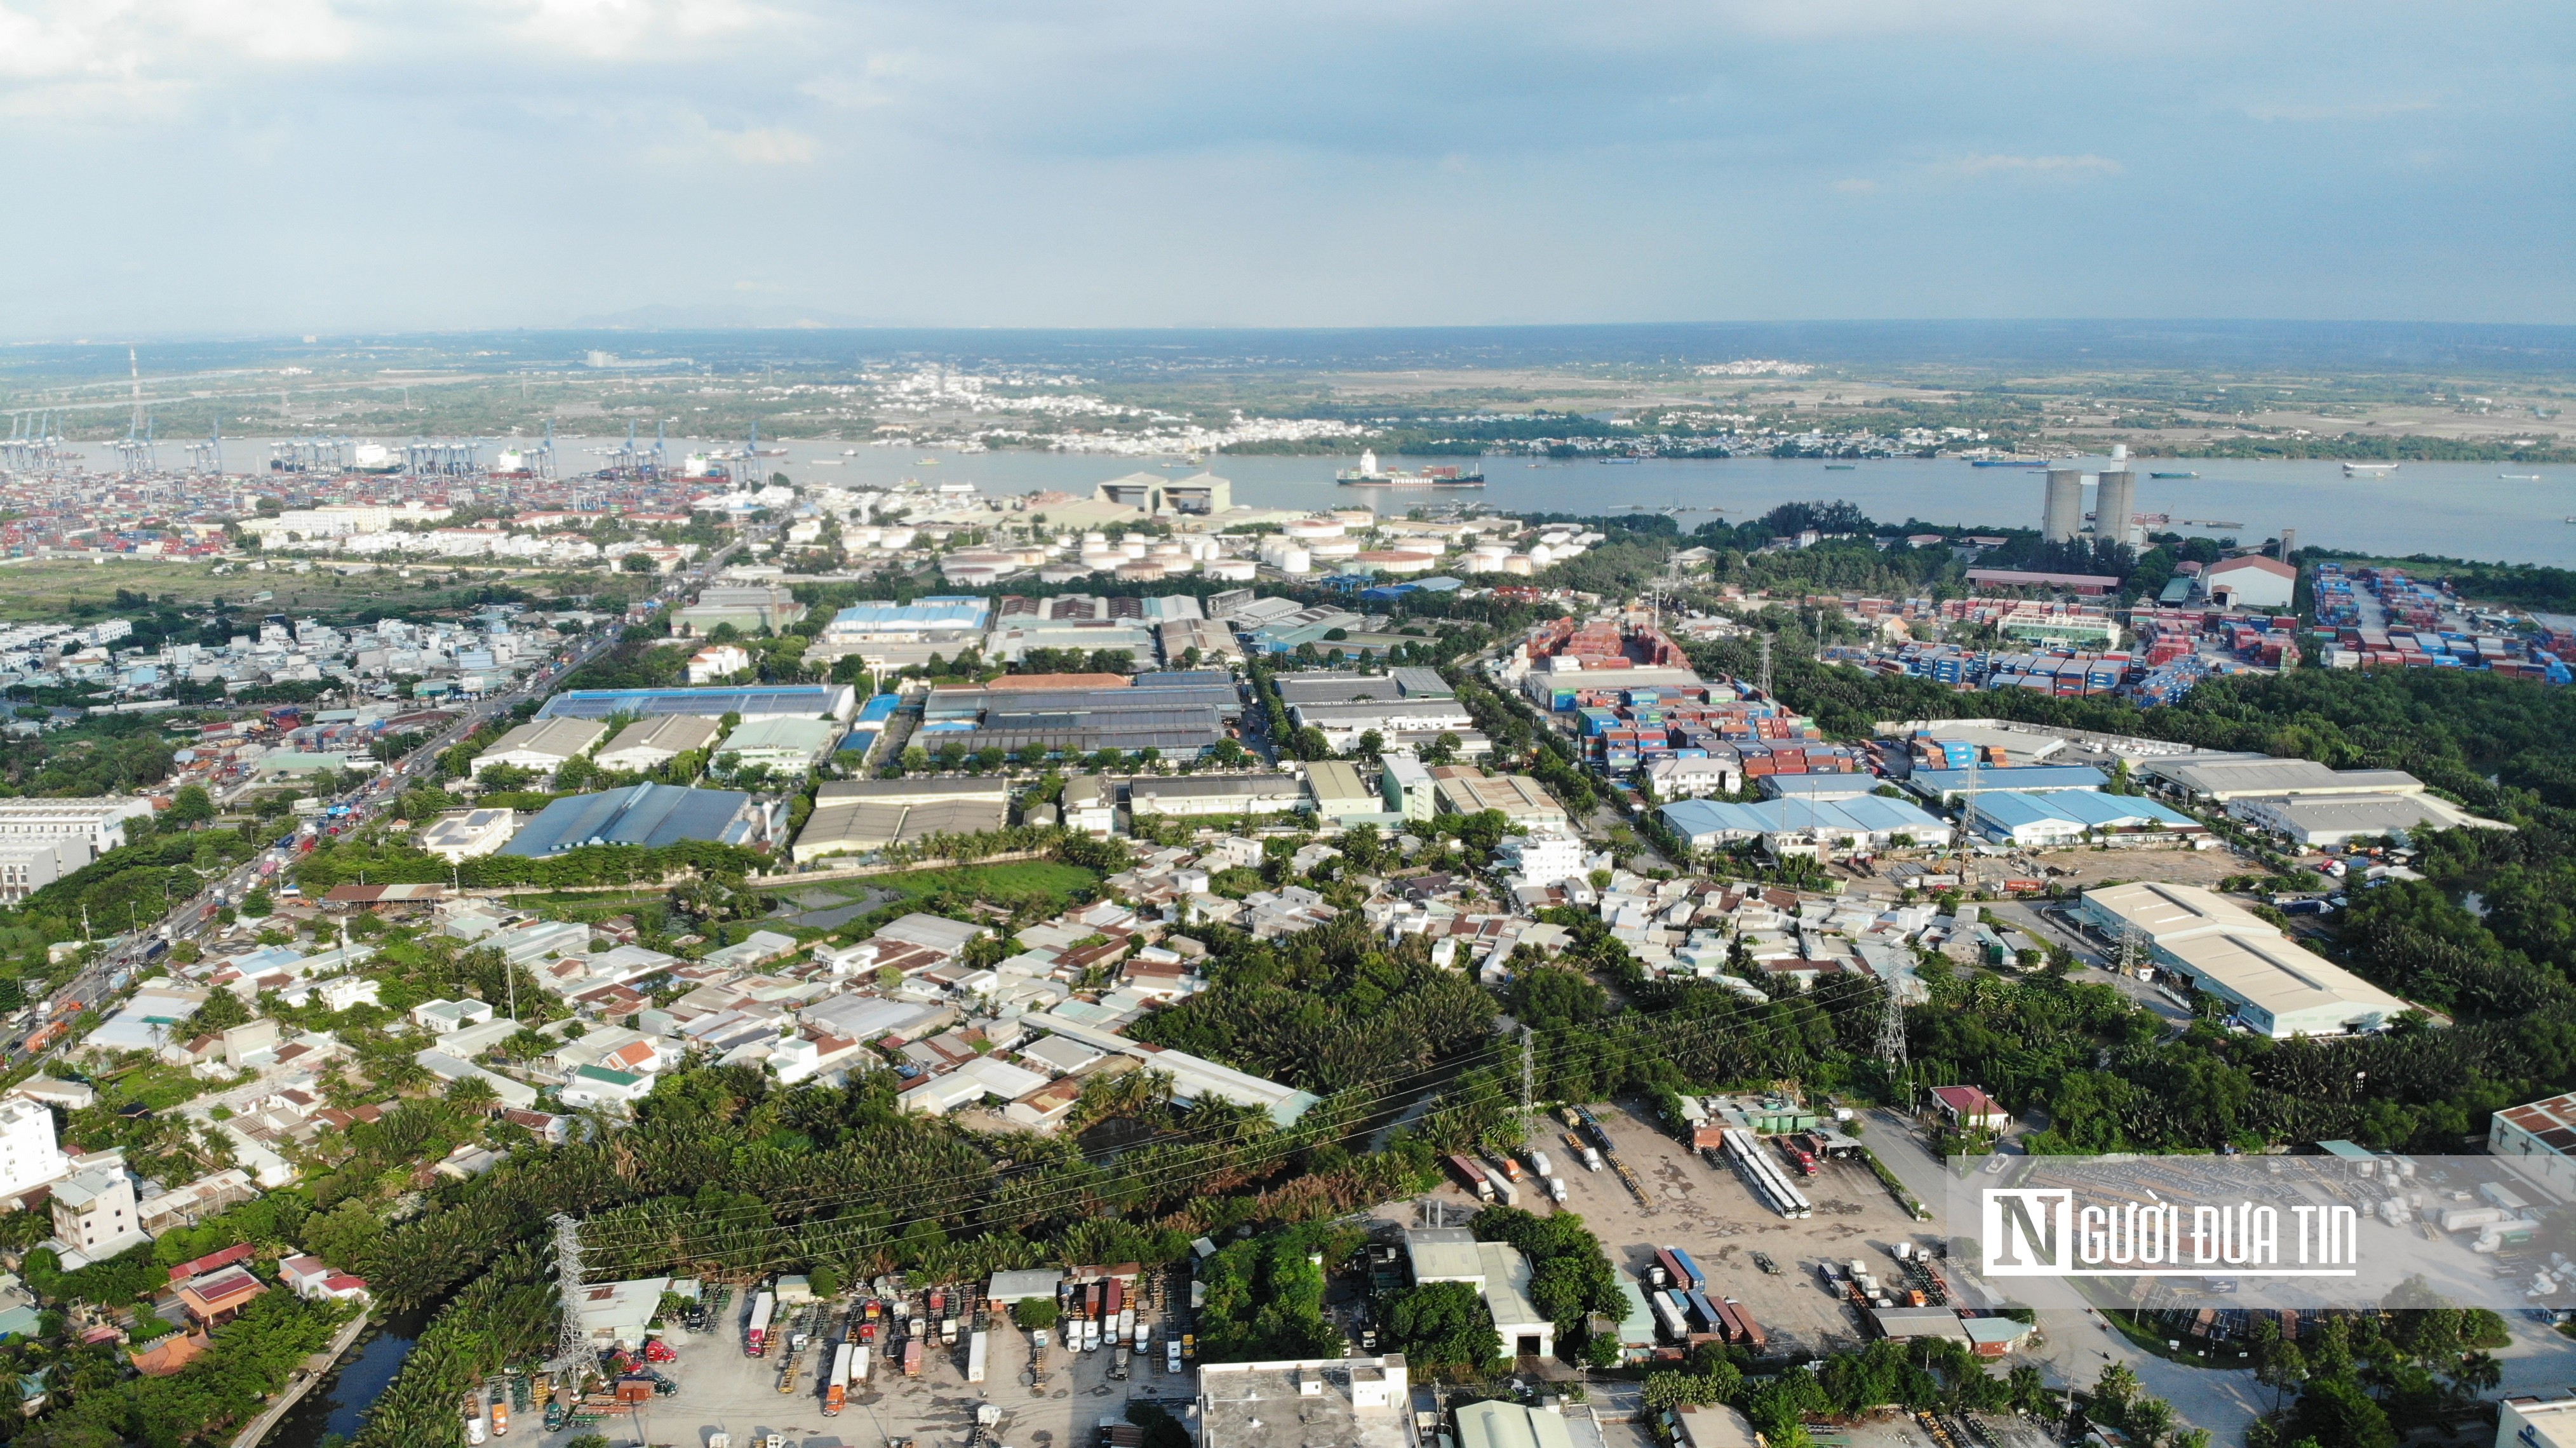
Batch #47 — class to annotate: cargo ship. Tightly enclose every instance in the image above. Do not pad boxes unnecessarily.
[1969,459,2047,467]
[2149,471,2197,479]
[2343,462,2399,477]
[1336,449,1484,486]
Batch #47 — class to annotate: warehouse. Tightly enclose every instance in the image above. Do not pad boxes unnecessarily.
[2141,753,2427,803]
[1156,617,1241,665]
[1129,774,1305,817]
[2074,882,2411,1037]
[1305,760,1400,828]
[817,596,993,647]
[1643,753,1744,799]
[1430,767,1568,830]
[1965,791,2206,847]
[471,718,607,777]
[1658,796,1954,853]
[2204,555,2297,610]
[503,782,761,855]
[1903,763,2105,805]
[537,684,858,725]
[714,716,842,772]
[1404,1228,1555,1359]
[1290,697,1476,751]
[593,715,723,773]
[920,671,1244,758]
[2488,1091,2576,1201]
[2225,791,2506,847]
[791,778,1010,862]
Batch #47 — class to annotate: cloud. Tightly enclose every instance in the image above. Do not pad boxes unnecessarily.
[713,125,818,164]
[1957,152,2124,178]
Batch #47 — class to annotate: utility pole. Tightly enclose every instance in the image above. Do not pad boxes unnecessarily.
[1520,1021,1536,1125]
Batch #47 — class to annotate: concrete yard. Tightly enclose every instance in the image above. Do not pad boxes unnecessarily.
[526,1302,1197,1448]
[1416,1099,1938,1360]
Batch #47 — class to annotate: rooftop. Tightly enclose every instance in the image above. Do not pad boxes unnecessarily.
[502,782,753,855]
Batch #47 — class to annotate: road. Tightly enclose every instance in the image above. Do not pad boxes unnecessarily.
[10,536,751,1067]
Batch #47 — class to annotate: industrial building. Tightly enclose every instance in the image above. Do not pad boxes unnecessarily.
[2204,555,2297,610]
[1964,791,2206,847]
[536,683,858,725]
[1290,697,1477,751]
[471,717,608,777]
[818,596,993,647]
[1381,755,1437,821]
[983,593,1190,664]
[1243,606,1370,655]
[593,714,724,773]
[2227,791,2507,847]
[502,782,761,855]
[918,671,1243,759]
[1092,471,1232,516]
[2074,882,2410,1037]
[1197,1355,1411,1448]
[1157,617,1241,665]
[1404,1228,1555,1358]
[791,778,1010,863]
[1642,753,1744,799]
[1129,774,1306,817]
[2490,1093,2576,1201]
[714,716,842,772]
[1659,795,1954,854]
[420,808,517,862]
[673,582,800,636]
[1430,767,1568,830]
[2499,1397,2576,1448]
[1903,763,2106,805]
[0,798,154,857]
[2140,753,2426,803]
[1304,761,1400,828]
[1456,1401,1579,1448]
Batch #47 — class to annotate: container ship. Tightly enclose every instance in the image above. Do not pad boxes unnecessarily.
[1336,450,1484,486]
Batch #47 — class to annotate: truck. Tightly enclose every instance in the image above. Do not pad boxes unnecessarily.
[1668,1247,1710,1293]
[1526,1147,1554,1179]
[852,1344,869,1386]
[1489,1153,1524,1183]
[967,1329,989,1384]
[1489,1175,1520,1209]
[1582,1146,1606,1173]
[1649,1290,1691,1343]
[746,1292,777,1357]
[825,1343,852,1415]
[1447,1153,1494,1200]
[902,1339,923,1377]
[1546,1176,1568,1204]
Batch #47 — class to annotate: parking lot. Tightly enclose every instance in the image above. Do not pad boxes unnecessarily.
[1405,1099,1940,1361]
[527,1299,1200,1448]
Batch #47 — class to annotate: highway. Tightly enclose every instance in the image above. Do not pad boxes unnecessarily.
[9,535,748,1066]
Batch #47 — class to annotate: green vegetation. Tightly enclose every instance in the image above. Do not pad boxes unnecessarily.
[1193,1221,1353,1362]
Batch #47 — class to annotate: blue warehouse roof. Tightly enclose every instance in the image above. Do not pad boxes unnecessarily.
[537,684,857,723]
[1905,764,2107,801]
[504,782,756,855]
[1970,790,2201,836]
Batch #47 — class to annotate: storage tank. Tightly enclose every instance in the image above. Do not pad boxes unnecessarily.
[1276,546,1311,574]
[1206,558,1256,580]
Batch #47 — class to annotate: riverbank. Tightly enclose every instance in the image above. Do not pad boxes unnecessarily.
[230,1310,371,1448]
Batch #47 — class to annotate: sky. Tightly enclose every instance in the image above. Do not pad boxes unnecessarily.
[1,0,2568,335]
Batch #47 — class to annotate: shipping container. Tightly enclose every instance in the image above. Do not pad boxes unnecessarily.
[746,1292,775,1356]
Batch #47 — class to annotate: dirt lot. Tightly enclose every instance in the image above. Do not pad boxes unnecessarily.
[1429,1100,1940,1361]
[2008,845,2245,891]
[527,1303,1195,1448]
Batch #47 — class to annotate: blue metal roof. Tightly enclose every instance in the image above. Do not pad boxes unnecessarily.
[1661,794,1949,840]
[502,783,754,855]
[856,694,901,725]
[1971,789,2199,835]
[828,598,990,629]
[537,685,855,721]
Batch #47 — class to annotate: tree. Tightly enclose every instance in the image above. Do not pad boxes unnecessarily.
[1382,1280,1500,1374]
[621,553,658,572]
[2283,1378,2396,1448]
[238,887,273,919]
[1355,730,1386,763]
[1423,730,1461,767]
[167,784,216,826]
[1012,1297,1059,1331]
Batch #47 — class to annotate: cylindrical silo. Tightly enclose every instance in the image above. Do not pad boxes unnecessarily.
[2093,469,2137,547]
[2042,468,2083,543]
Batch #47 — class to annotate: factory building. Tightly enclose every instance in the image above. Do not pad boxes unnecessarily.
[2074,882,2410,1037]
[1659,795,1954,854]
[674,582,800,637]
[503,782,762,855]
[918,671,1242,759]
[1964,791,2206,847]
[470,718,608,777]
[593,715,724,774]
[1290,698,1477,752]
[536,684,859,725]
[1430,767,1568,831]
[791,778,1010,863]
[2203,555,2298,610]
[1129,774,1306,817]
[2490,1093,2576,1202]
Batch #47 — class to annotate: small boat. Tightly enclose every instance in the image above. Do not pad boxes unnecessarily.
[2501,473,2541,481]
[2149,471,2197,479]
[1825,463,1855,471]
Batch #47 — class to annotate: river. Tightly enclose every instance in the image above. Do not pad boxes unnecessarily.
[42,440,2576,567]
[260,1303,430,1448]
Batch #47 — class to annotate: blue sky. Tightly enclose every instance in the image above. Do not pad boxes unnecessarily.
[1,0,2566,333]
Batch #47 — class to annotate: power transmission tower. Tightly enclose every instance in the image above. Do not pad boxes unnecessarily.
[549,1212,589,1379]
[1520,1021,1536,1122]
[1759,633,1773,699]
[1875,976,1908,1079]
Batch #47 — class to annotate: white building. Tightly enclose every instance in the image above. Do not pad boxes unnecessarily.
[1404,1227,1555,1358]
[471,717,607,777]
[0,798,154,856]
[0,1099,67,1205]
[1642,753,1743,800]
[50,1167,141,1260]
[594,714,725,773]
[420,809,516,863]
[410,998,496,1035]
[2075,881,2411,1038]
[0,836,90,902]
[2499,1395,2576,1448]
[1197,1355,1411,1448]
[2204,554,2297,610]
[686,644,754,684]
[2491,1094,2576,1202]
[1498,831,1588,889]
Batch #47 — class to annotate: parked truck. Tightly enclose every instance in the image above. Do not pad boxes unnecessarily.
[746,1292,776,1357]
[1447,1154,1494,1200]
[967,1329,989,1384]
[1527,1147,1554,1179]
[824,1343,852,1415]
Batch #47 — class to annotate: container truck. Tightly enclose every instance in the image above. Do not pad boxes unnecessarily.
[746,1292,777,1356]
[852,1344,869,1385]
[1649,1290,1690,1343]
[1489,1175,1519,1209]
[1527,1147,1554,1179]
[967,1330,989,1384]
[1582,1146,1606,1173]
[1546,1176,1567,1204]
[1447,1153,1495,1200]
[1668,1247,1710,1292]
[903,1339,924,1377]
[825,1344,853,1415]
[1489,1154,1524,1182]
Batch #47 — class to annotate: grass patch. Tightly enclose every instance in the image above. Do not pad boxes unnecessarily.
[863,860,1101,901]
